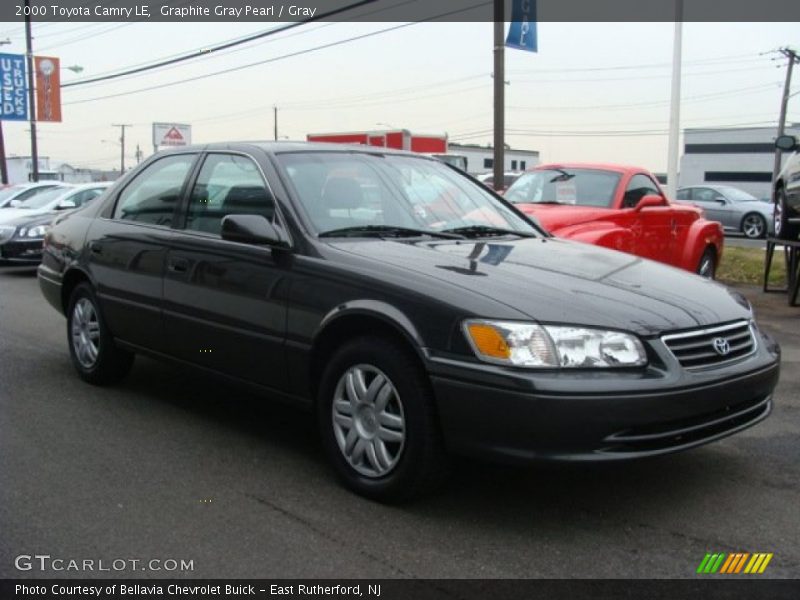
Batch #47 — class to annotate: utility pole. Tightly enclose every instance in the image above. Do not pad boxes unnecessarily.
[273,106,278,141]
[24,0,39,182]
[773,47,799,185]
[492,0,504,191]
[112,124,131,173]
[666,0,683,200]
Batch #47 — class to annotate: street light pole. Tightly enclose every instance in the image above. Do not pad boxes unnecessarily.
[24,0,39,182]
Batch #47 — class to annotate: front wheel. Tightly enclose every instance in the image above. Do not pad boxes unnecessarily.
[317,336,448,502]
[741,213,766,239]
[67,282,134,385]
[696,247,717,279]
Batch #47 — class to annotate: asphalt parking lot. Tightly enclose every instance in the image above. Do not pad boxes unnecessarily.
[1,267,798,579]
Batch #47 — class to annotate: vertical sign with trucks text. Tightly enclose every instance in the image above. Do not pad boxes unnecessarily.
[34,56,62,122]
[506,0,538,53]
[0,53,29,120]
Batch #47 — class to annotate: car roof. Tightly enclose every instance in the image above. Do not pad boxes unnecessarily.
[155,140,430,159]
[532,162,646,174]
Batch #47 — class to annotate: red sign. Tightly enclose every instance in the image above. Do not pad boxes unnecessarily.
[162,127,185,145]
[34,56,61,122]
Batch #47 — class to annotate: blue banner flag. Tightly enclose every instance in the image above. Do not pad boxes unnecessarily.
[506,0,538,53]
[0,53,29,121]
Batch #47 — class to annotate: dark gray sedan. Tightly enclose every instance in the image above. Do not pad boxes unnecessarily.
[676,185,774,239]
[37,142,781,501]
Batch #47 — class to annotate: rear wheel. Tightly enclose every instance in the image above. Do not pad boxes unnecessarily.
[696,247,716,279]
[774,186,799,240]
[317,336,448,502]
[67,283,134,385]
[741,213,766,239]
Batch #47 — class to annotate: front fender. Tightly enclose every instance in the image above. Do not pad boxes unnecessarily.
[680,219,724,271]
[315,299,427,355]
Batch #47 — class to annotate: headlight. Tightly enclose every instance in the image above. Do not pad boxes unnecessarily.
[463,319,648,368]
[25,224,50,238]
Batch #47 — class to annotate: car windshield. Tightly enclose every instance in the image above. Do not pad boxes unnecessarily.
[0,185,29,202]
[504,169,621,208]
[718,187,758,202]
[17,188,66,209]
[276,152,540,238]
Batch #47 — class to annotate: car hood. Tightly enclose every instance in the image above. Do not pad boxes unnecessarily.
[329,237,751,336]
[512,204,617,233]
[2,210,59,228]
[0,208,44,224]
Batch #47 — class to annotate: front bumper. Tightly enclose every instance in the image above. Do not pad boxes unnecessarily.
[0,239,44,265]
[428,329,780,462]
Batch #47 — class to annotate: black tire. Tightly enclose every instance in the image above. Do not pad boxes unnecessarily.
[740,212,767,239]
[317,335,449,502]
[774,186,799,241]
[66,282,134,385]
[696,247,716,279]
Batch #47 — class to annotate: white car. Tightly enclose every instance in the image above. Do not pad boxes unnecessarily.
[0,182,69,208]
[0,183,112,225]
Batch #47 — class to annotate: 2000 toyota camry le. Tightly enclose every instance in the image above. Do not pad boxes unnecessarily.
[38,142,781,501]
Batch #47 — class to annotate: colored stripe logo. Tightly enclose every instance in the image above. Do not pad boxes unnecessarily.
[697,553,773,574]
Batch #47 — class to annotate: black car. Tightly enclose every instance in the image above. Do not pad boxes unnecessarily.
[0,211,60,265]
[38,143,781,501]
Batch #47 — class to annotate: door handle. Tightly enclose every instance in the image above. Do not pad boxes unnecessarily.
[88,241,103,255]
[167,257,189,273]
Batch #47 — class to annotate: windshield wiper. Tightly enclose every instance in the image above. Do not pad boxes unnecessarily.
[442,225,538,238]
[319,225,464,240]
[549,169,575,183]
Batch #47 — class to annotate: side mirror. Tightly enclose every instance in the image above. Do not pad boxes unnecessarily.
[9,199,21,207]
[775,135,798,152]
[56,200,76,210]
[221,214,288,248]
[635,194,664,210]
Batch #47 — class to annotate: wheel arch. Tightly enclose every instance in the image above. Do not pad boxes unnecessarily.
[740,210,767,234]
[308,302,429,401]
[679,219,724,272]
[60,267,95,313]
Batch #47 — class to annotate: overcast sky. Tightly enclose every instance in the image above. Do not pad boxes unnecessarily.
[0,19,797,173]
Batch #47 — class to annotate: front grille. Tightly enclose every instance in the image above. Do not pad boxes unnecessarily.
[0,225,15,244]
[662,320,756,370]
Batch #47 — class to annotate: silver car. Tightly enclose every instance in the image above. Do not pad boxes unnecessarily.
[676,185,774,239]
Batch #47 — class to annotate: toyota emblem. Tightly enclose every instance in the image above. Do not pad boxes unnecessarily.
[712,337,731,356]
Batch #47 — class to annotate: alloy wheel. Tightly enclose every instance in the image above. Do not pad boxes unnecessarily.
[70,297,100,368]
[742,214,765,239]
[331,364,405,478]
[698,252,715,279]
[774,197,783,237]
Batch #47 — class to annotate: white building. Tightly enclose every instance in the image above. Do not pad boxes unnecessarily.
[4,156,60,184]
[678,124,800,200]
[448,143,540,175]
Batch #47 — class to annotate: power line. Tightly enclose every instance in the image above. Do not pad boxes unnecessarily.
[62,1,492,106]
[61,0,379,89]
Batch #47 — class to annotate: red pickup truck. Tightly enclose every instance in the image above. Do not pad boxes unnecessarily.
[504,163,725,278]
